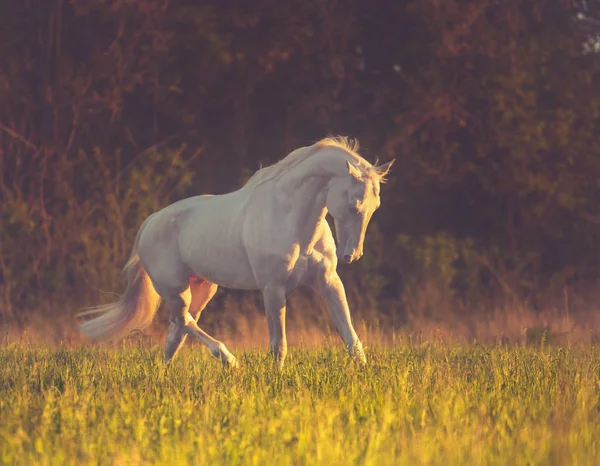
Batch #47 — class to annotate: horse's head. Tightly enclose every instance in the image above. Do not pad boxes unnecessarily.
[326,158,394,264]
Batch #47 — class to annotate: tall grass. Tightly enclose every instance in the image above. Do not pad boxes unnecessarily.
[1,340,598,465]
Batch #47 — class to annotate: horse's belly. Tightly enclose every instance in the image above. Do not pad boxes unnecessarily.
[190,256,257,290]
[179,232,258,290]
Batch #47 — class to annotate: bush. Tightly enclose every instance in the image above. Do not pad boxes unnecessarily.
[0,146,198,326]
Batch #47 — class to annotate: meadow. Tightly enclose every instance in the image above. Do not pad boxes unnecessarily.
[1,337,599,466]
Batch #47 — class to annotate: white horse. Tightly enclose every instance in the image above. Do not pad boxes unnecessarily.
[79,136,394,368]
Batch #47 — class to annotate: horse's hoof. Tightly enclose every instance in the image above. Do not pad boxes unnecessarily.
[211,342,238,368]
[349,341,367,365]
[220,349,239,368]
[224,356,239,368]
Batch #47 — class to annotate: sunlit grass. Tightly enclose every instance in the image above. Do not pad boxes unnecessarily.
[0,341,599,465]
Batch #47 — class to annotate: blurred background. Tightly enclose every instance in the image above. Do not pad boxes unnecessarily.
[1,0,600,346]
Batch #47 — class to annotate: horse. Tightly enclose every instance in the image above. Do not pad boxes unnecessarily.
[78,136,394,368]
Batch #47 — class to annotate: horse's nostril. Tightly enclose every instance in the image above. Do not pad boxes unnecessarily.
[342,254,352,263]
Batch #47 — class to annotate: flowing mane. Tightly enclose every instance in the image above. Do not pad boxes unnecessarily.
[243,136,369,188]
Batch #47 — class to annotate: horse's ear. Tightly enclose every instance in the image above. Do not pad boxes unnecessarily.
[376,159,395,180]
[346,160,362,180]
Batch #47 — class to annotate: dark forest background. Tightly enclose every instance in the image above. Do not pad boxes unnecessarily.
[2,0,600,345]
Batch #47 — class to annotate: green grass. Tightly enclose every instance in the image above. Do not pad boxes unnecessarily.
[0,340,599,465]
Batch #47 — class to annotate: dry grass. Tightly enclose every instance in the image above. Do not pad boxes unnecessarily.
[5,299,600,353]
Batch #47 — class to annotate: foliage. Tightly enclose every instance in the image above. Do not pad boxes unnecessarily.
[0,342,599,465]
[1,0,600,327]
[0,146,198,324]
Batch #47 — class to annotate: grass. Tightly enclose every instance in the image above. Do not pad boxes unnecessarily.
[0,339,599,465]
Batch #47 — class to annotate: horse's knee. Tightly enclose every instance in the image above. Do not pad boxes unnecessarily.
[310,257,338,292]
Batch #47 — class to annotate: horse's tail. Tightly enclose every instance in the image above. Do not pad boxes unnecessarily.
[78,217,162,342]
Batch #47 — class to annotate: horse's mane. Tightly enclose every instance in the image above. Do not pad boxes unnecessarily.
[243,136,368,188]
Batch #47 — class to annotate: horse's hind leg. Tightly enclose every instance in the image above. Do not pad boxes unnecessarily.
[164,280,218,362]
[163,287,237,368]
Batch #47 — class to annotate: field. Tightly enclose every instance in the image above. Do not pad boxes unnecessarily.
[1,338,599,466]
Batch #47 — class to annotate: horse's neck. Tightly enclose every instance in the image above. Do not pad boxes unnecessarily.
[275,148,345,192]
[272,151,342,251]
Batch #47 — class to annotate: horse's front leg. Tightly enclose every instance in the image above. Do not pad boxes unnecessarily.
[262,284,288,368]
[310,268,366,365]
